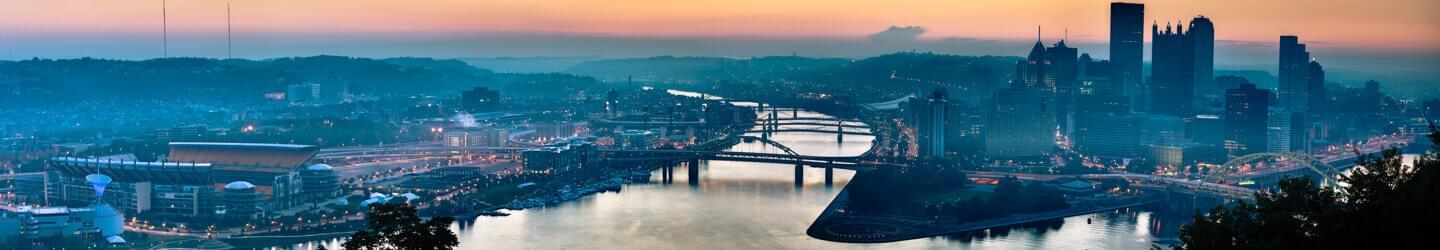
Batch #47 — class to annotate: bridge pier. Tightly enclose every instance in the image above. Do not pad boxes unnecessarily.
[824,166,833,187]
[795,163,805,187]
[663,165,674,184]
[688,159,700,186]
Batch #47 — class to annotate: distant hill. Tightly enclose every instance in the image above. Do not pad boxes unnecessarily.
[0,57,303,104]
[1214,69,1278,89]
[459,57,604,73]
[563,53,1018,101]
[225,56,497,96]
[564,55,851,83]
[0,56,512,105]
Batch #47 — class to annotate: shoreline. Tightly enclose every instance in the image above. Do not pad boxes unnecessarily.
[806,172,1157,243]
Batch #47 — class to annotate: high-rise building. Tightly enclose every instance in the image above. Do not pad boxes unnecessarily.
[1110,2,1145,111]
[1140,114,1187,146]
[1267,109,1294,153]
[985,85,1055,159]
[911,88,948,158]
[944,104,985,155]
[1278,36,1312,114]
[1074,112,1141,158]
[1015,40,1057,89]
[1308,60,1327,117]
[1187,114,1226,146]
[1225,83,1270,157]
[1151,22,1196,116]
[1049,40,1079,134]
[1189,16,1215,98]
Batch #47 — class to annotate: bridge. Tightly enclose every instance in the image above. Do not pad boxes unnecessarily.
[963,171,1259,200]
[744,128,874,136]
[765,121,869,128]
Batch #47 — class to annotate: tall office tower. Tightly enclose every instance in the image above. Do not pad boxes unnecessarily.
[1077,53,1118,95]
[911,88,948,158]
[1267,109,1294,153]
[1225,83,1270,157]
[1073,92,1138,158]
[1048,40,1079,134]
[1110,2,1145,111]
[1151,22,1195,116]
[945,103,985,155]
[1278,36,1312,114]
[1307,60,1327,117]
[1189,16,1215,98]
[985,85,1056,159]
[1016,40,1057,89]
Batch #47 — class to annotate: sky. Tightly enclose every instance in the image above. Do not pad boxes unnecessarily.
[0,0,1437,80]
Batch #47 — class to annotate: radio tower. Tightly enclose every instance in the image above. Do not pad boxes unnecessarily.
[162,0,168,58]
[227,1,232,59]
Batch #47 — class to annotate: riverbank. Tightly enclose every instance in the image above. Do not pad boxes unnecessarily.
[807,174,1156,243]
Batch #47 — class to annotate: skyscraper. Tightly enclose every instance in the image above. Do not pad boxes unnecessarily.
[1110,2,1145,111]
[911,88,948,158]
[1307,60,1327,117]
[1267,109,1294,153]
[1225,83,1270,157]
[1189,16,1215,98]
[1049,40,1079,135]
[1278,36,1312,114]
[1151,22,1195,116]
[985,85,1055,159]
[1015,40,1057,89]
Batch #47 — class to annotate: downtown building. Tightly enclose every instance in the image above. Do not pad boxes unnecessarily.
[1072,49,1140,159]
[1224,84,1271,157]
[984,42,1060,160]
[1110,2,1146,112]
[986,85,1056,159]
[1275,35,1326,152]
[1150,21,1196,117]
[907,88,949,158]
[521,138,599,174]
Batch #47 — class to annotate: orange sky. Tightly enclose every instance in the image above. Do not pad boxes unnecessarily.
[1,0,1436,52]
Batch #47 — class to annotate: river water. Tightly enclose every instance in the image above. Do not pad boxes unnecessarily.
[290,91,1189,249]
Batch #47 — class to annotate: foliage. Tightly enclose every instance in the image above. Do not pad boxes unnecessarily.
[343,203,459,250]
[1176,125,1440,249]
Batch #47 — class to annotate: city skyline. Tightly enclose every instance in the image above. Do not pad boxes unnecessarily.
[0,1,1434,249]
[1,1,1436,61]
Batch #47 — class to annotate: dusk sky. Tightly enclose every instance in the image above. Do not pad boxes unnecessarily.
[2,0,1437,78]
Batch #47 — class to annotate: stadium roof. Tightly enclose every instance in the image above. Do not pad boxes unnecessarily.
[168,142,318,169]
[50,157,213,185]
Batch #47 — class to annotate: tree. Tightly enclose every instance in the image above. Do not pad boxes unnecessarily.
[1126,157,1157,175]
[1176,124,1440,249]
[343,203,459,250]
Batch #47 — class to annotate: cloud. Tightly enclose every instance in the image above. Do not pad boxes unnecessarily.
[867,26,927,43]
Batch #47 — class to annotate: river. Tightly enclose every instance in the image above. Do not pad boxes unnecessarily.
[286,90,1191,249]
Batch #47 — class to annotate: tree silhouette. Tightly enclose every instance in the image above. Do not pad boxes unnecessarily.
[343,203,459,250]
[1176,124,1440,249]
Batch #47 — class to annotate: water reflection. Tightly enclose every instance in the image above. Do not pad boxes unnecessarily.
[283,108,1184,249]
